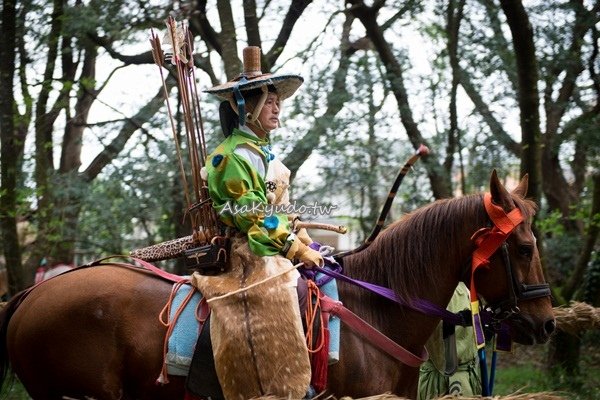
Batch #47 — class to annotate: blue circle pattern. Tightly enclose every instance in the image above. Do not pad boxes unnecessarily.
[212,154,224,167]
[263,215,279,230]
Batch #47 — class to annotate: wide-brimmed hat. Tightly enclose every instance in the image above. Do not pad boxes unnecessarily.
[205,46,303,102]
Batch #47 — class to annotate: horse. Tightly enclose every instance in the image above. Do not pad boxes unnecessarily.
[0,171,555,399]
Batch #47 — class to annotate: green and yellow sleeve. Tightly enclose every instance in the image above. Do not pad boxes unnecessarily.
[207,151,290,256]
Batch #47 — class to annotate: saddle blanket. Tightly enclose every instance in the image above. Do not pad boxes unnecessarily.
[165,282,203,376]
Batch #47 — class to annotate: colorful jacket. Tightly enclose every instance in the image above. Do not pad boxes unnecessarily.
[206,128,291,256]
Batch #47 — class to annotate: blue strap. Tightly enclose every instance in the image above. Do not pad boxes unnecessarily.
[479,344,498,396]
[489,349,498,394]
[479,347,490,396]
[233,77,248,126]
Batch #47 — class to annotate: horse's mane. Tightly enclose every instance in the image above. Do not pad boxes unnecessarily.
[344,191,536,303]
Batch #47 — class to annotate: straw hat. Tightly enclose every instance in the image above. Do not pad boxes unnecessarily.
[205,46,303,102]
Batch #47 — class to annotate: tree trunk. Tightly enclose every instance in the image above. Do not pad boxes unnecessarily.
[0,0,25,295]
[499,0,543,205]
[499,0,583,381]
[217,0,241,80]
[347,0,451,199]
[445,0,466,192]
[33,0,66,268]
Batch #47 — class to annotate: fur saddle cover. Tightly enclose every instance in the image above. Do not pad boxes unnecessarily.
[190,237,311,399]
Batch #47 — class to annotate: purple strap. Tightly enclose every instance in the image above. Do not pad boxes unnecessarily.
[312,265,471,327]
[300,242,342,287]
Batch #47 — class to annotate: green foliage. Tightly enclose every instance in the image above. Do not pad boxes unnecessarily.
[493,334,600,400]
[62,0,165,41]
[0,375,30,399]
[583,252,600,305]
[77,139,179,261]
[537,209,565,236]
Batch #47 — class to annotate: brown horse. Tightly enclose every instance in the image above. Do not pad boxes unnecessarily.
[0,172,555,399]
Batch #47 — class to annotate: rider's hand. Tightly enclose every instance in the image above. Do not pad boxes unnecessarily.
[295,228,313,246]
[285,240,324,268]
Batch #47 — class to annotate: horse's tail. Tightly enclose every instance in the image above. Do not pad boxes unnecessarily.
[0,290,29,391]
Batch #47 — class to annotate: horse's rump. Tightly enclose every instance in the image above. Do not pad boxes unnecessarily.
[191,237,311,399]
[3,264,182,400]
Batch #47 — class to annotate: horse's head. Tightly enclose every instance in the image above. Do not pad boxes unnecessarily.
[472,171,555,345]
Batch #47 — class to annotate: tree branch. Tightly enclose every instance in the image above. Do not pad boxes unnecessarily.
[81,75,176,182]
[244,0,262,47]
[217,0,241,79]
[545,0,590,137]
[190,0,223,55]
[347,0,451,199]
[264,0,313,70]
[283,13,354,181]
[457,66,520,156]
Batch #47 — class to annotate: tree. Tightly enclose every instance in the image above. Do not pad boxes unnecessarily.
[347,0,453,200]
[0,0,26,295]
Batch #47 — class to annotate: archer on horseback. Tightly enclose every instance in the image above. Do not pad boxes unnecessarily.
[187,46,328,399]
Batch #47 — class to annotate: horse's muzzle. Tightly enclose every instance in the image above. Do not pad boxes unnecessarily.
[508,314,556,344]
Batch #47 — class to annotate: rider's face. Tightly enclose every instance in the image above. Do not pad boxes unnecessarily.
[257,93,281,132]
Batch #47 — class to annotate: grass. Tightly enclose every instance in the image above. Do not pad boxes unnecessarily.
[0,378,30,400]
[493,364,600,399]
[490,332,600,400]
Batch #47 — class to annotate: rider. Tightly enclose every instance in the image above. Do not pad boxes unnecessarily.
[201,46,323,268]
[189,46,323,399]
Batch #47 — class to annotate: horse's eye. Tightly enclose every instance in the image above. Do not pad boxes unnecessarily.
[518,244,533,259]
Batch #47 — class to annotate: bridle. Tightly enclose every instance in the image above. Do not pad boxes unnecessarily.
[470,193,551,339]
[488,242,551,322]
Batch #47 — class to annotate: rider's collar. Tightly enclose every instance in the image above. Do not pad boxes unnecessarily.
[235,125,269,145]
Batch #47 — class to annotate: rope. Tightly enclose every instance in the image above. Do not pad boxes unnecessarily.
[205,262,303,304]
[156,280,199,384]
[305,280,326,354]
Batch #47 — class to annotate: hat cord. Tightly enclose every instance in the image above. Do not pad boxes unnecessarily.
[232,78,248,126]
[229,84,272,136]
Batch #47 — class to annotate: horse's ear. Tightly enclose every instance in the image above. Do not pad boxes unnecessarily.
[489,170,512,209]
[512,174,529,198]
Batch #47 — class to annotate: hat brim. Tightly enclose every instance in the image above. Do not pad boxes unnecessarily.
[205,74,304,102]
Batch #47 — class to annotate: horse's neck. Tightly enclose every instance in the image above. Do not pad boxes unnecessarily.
[338,208,479,358]
[339,256,459,351]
